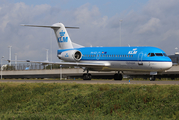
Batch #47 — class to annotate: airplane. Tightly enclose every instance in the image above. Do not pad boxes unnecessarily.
[9,22,172,81]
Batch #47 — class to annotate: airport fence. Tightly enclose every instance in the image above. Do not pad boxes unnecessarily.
[0,63,73,71]
[0,63,44,71]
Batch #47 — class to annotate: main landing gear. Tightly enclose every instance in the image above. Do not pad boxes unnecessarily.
[83,70,123,80]
[83,70,91,80]
[114,71,123,80]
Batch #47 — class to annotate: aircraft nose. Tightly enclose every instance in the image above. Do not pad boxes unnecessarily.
[164,62,172,70]
[163,57,172,70]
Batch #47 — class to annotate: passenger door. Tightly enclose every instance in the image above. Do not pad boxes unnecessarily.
[96,52,101,60]
[138,52,143,65]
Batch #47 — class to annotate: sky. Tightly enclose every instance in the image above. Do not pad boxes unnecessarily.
[0,0,179,63]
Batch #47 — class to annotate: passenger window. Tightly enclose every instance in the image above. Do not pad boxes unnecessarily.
[147,53,150,57]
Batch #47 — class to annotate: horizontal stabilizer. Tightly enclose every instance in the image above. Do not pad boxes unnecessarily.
[21,22,81,49]
[21,24,79,29]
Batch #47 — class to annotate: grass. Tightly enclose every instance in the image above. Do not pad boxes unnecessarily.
[0,83,179,119]
[2,77,179,81]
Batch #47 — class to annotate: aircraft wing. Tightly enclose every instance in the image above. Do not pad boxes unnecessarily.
[7,60,110,67]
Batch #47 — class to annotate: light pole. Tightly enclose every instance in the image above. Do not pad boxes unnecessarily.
[15,53,17,70]
[8,46,12,66]
[46,49,49,61]
[1,56,4,79]
[120,19,123,47]
[50,30,52,70]
[60,65,62,80]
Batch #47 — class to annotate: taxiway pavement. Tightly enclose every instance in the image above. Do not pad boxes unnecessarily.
[0,80,179,85]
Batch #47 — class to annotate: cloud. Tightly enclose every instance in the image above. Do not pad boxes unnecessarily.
[137,18,160,34]
[74,3,101,25]
[0,2,54,61]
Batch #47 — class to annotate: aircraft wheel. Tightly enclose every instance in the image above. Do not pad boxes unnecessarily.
[150,76,155,81]
[114,73,123,80]
[83,73,91,80]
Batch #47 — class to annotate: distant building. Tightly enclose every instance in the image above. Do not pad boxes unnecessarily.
[168,52,179,64]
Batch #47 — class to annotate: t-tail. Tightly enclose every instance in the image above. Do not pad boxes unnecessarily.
[21,22,81,49]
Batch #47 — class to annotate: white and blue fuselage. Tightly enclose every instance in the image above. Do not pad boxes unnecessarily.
[58,46,172,72]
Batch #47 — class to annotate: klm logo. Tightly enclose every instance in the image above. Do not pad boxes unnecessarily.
[65,53,69,57]
[128,48,137,54]
[60,30,65,36]
[58,30,68,43]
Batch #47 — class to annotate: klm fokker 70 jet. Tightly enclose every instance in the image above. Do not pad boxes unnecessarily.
[11,22,172,81]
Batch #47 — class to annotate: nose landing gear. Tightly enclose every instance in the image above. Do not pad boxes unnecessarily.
[83,73,92,80]
[150,75,156,81]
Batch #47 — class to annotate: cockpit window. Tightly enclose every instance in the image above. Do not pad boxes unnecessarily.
[151,53,155,57]
[155,53,163,56]
[163,53,167,56]
[148,53,155,57]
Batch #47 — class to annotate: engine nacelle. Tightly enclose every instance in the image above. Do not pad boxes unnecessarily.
[58,50,82,62]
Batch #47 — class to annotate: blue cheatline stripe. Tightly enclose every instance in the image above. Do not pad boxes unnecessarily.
[57,46,172,63]
[81,59,171,62]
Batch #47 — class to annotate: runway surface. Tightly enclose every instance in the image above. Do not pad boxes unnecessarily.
[0,80,179,85]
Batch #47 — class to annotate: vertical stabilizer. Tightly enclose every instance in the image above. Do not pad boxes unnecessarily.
[21,22,80,49]
[52,23,73,49]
